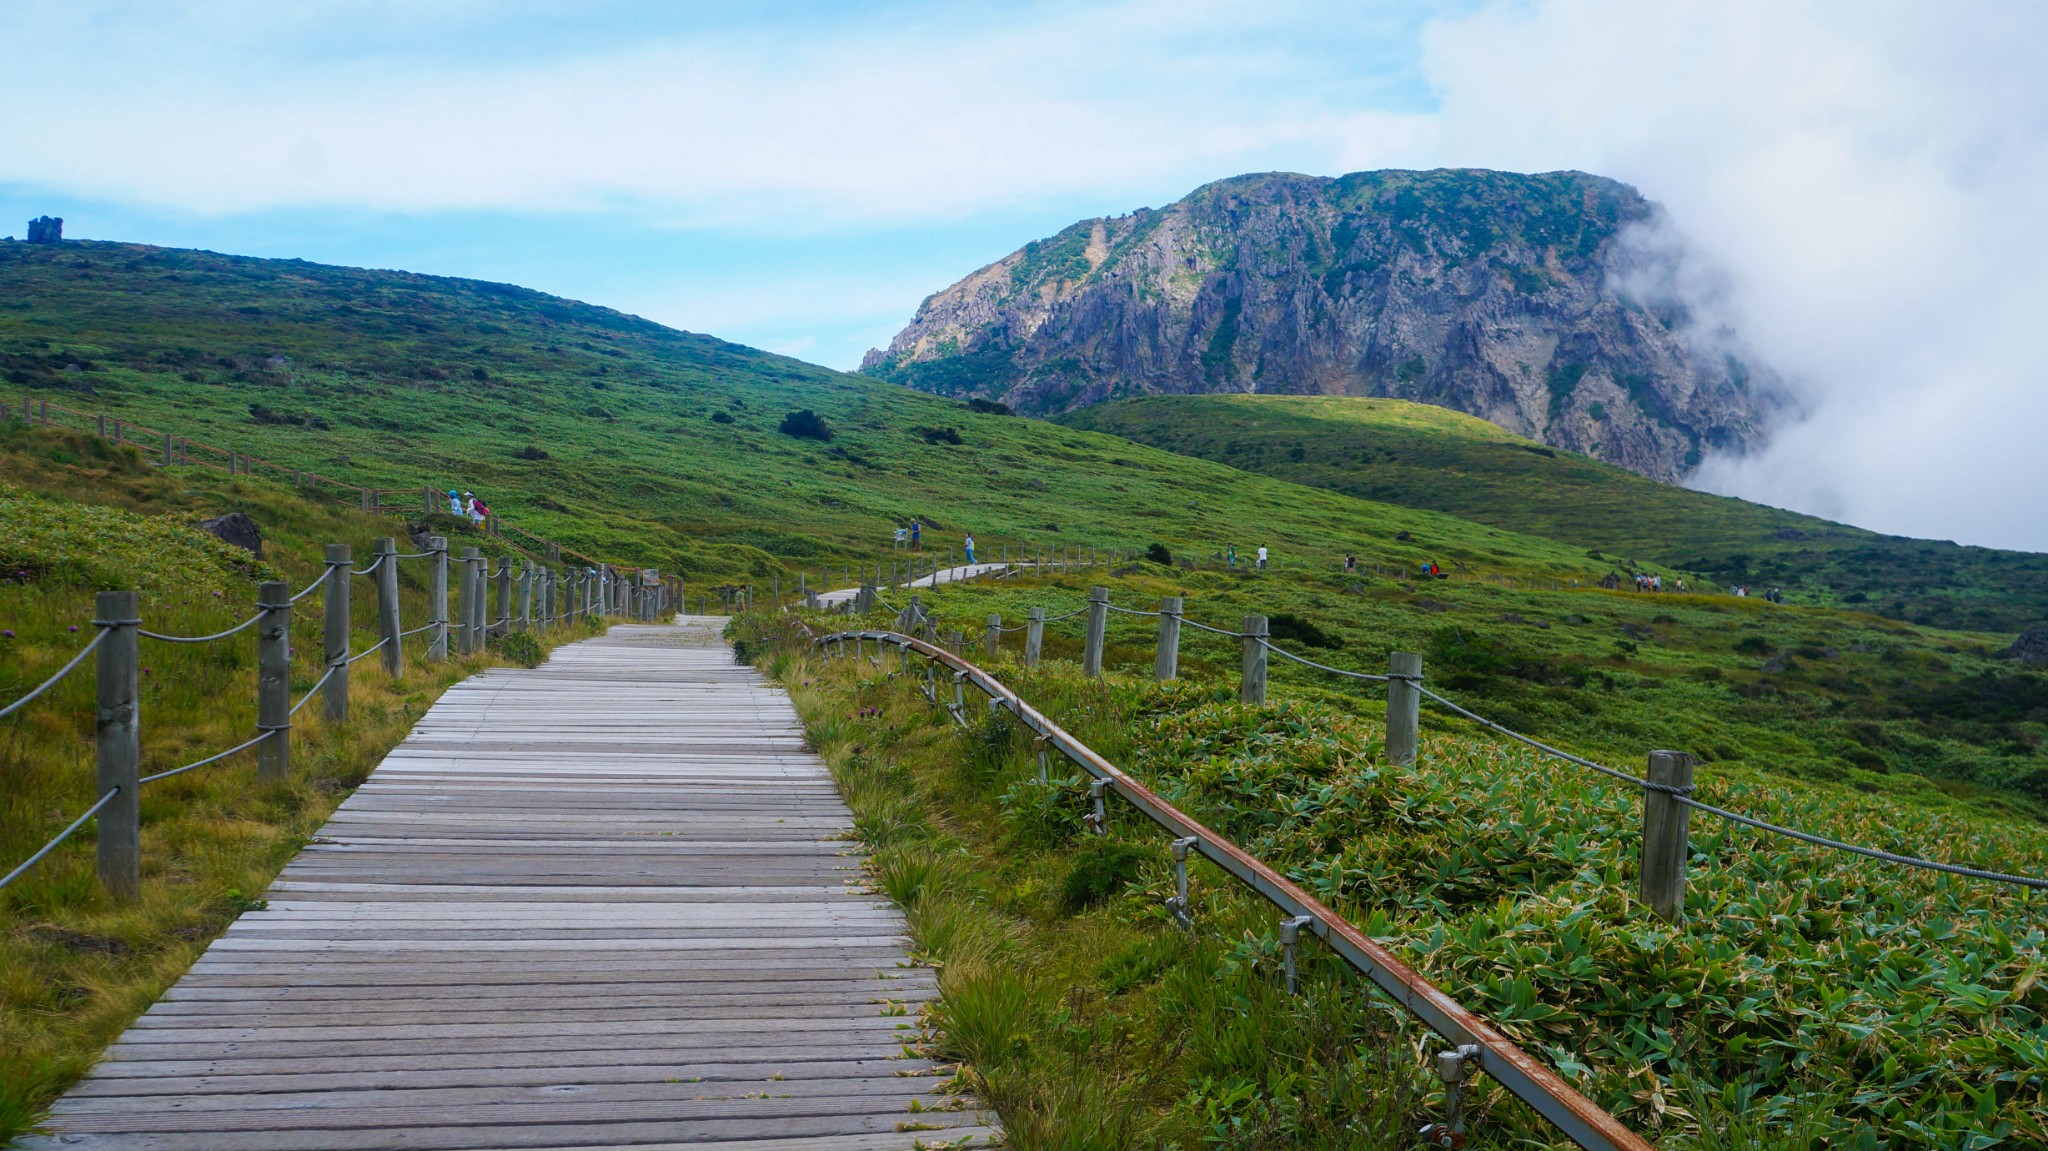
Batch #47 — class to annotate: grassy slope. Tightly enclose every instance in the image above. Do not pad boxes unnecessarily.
[1059,394,2048,634]
[1,240,1614,587]
[0,426,598,1139]
[765,592,2048,1147]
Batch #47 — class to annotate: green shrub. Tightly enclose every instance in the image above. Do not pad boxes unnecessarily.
[777,409,832,441]
[1058,839,1148,914]
[488,630,543,668]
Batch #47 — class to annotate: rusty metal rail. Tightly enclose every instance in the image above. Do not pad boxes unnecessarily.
[816,628,1650,1151]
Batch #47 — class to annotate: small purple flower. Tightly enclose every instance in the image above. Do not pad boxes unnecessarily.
[68,625,78,632]
[2,629,13,639]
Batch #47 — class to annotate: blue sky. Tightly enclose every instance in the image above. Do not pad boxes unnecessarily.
[6,1,2048,550]
[0,1,1463,367]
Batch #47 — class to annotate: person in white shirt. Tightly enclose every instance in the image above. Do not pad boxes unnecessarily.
[1256,546,1268,571]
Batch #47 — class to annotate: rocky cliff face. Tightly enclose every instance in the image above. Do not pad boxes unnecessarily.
[862,169,1780,482]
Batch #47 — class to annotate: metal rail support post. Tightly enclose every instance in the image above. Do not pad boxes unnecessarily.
[1168,836,1197,928]
[1155,596,1182,681]
[1240,615,1269,705]
[1421,1046,1485,1149]
[1640,751,1697,924]
[256,580,291,783]
[94,590,141,900]
[375,538,403,679]
[1279,914,1313,994]
[427,536,449,661]
[1086,778,1108,835]
[1083,586,1109,677]
[323,545,351,721]
[1387,652,1422,766]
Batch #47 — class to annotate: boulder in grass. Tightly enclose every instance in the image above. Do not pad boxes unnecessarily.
[198,512,263,559]
[2001,627,2048,666]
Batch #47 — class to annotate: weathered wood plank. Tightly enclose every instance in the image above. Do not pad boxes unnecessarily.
[30,618,987,1149]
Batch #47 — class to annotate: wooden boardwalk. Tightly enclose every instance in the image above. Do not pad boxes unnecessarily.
[25,619,992,1151]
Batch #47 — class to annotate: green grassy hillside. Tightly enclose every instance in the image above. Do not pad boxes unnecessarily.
[1059,394,2048,633]
[1,240,1615,589]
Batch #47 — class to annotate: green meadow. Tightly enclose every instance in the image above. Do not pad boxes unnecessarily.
[1061,394,2048,633]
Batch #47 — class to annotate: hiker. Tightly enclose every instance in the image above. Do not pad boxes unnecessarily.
[446,488,463,516]
[1256,545,1268,571]
[1226,545,1236,568]
[1676,578,1686,593]
[910,520,921,550]
[464,491,483,524]
[964,534,977,565]
[1344,554,1356,574]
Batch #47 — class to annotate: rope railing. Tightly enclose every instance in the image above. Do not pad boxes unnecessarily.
[815,628,1650,1151]
[290,662,342,717]
[0,626,107,720]
[139,609,268,644]
[0,788,122,892]
[347,635,391,664]
[834,580,2048,896]
[139,731,270,785]
[290,564,337,603]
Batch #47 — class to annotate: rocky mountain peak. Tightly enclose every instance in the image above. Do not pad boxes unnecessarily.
[862,168,1781,482]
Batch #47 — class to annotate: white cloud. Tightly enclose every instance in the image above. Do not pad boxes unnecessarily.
[1418,0,2048,549]
[0,1,1432,224]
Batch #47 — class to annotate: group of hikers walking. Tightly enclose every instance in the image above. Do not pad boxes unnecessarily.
[446,489,490,526]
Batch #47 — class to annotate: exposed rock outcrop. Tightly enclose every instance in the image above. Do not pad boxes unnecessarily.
[863,169,1782,482]
[199,512,263,559]
[26,216,62,244]
[2001,627,2048,666]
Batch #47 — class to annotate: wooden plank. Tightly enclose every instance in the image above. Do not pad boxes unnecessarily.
[30,618,990,1149]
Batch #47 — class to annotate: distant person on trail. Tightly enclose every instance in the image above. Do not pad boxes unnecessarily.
[910,520,921,549]
[1256,546,1268,571]
[1344,554,1356,575]
[447,489,463,516]
[1226,545,1236,568]
[464,492,483,525]
[964,534,976,565]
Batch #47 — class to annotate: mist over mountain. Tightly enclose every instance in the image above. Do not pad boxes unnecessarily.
[863,168,1783,483]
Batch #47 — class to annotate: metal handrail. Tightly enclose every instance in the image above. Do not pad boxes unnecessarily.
[816,628,1650,1151]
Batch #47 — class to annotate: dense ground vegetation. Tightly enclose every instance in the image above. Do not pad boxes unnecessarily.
[1,241,1618,589]
[0,425,598,1140]
[1061,395,2048,633]
[751,583,2048,1148]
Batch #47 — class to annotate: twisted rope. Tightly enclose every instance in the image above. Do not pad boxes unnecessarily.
[140,607,268,643]
[290,662,342,717]
[0,627,108,720]
[1258,639,1390,682]
[1105,604,1160,618]
[347,635,391,664]
[351,555,384,576]
[0,788,122,891]
[140,731,269,784]
[1180,617,1243,638]
[291,564,337,603]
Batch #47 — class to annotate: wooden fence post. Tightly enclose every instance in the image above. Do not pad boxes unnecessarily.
[374,538,403,679]
[515,561,532,632]
[496,558,513,634]
[772,573,780,606]
[1386,651,1422,766]
[256,580,291,783]
[1640,751,1697,924]
[162,431,173,467]
[986,614,1001,659]
[455,547,477,655]
[1155,596,1182,681]
[1240,615,1268,704]
[94,590,141,901]
[1084,586,1109,677]
[323,545,351,721]
[1025,607,1044,667]
[947,629,963,656]
[468,550,487,643]
[428,537,449,661]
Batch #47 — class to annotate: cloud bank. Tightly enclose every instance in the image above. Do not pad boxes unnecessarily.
[1417,0,2048,549]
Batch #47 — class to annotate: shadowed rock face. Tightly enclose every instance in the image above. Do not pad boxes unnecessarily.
[863,169,1782,483]
[199,511,263,559]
